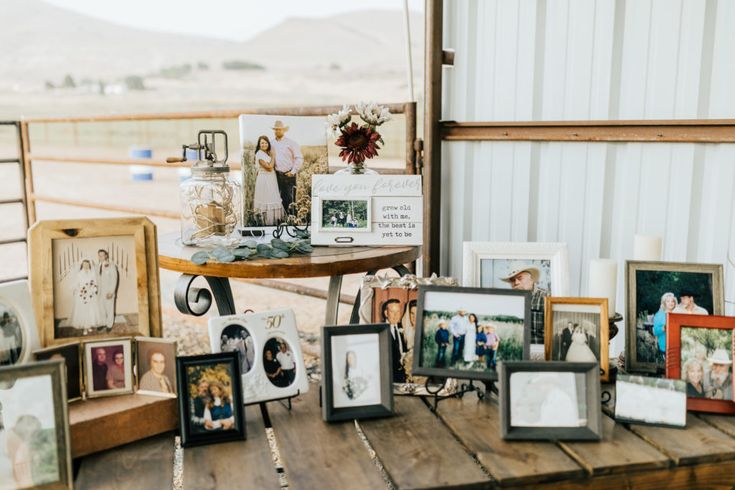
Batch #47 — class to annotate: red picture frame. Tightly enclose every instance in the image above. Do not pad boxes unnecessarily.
[666,313,735,414]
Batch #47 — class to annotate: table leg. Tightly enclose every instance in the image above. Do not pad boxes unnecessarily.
[325,275,343,325]
[174,274,236,317]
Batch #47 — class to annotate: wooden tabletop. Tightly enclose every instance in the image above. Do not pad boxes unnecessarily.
[157,232,421,279]
[76,384,735,489]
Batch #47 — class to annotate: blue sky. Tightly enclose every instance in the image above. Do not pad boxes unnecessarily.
[44,0,424,41]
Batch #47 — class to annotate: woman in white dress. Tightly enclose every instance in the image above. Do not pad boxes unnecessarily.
[253,136,285,225]
[565,325,597,362]
[68,260,104,334]
[463,313,478,363]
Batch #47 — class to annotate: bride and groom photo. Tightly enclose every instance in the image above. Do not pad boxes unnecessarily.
[549,312,602,364]
[239,115,329,228]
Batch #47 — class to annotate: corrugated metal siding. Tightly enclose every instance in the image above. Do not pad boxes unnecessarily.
[440,0,735,353]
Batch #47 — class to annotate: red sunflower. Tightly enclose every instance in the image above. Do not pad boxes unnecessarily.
[335,122,381,164]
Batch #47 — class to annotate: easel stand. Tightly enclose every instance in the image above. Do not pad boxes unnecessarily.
[245,390,300,428]
[421,377,497,413]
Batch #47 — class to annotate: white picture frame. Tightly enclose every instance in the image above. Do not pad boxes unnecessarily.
[208,308,309,404]
[0,279,41,366]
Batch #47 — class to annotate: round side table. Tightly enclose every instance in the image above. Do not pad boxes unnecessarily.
[158,233,421,324]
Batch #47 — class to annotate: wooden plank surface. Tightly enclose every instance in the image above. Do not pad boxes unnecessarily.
[437,393,585,486]
[270,387,386,489]
[183,405,279,489]
[75,432,175,490]
[560,414,670,476]
[69,394,178,458]
[699,413,735,438]
[628,413,735,466]
[359,396,492,489]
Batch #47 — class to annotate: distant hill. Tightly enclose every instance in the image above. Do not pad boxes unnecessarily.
[0,0,423,87]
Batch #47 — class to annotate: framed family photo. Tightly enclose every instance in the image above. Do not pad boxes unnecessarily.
[665,313,735,414]
[499,361,602,441]
[318,197,371,232]
[462,242,569,357]
[0,280,40,367]
[544,297,609,381]
[0,360,72,489]
[83,338,134,398]
[176,352,245,448]
[33,342,83,402]
[321,324,394,422]
[412,285,531,382]
[614,375,687,428]
[239,114,328,230]
[625,261,724,373]
[29,217,162,346]
[136,337,177,398]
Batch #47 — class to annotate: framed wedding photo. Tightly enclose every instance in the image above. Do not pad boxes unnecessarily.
[136,337,177,398]
[321,324,394,422]
[0,280,40,367]
[614,375,687,428]
[0,360,72,489]
[33,341,83,402]
[83,338,134,398]
[412,285,531,382]
[665,313,735,414]
[499,361,602,441]
[29,217,162,346]
[462,242,569,357]
[176,352,246,448]
[544,297,609,381]
[625,261,723,373]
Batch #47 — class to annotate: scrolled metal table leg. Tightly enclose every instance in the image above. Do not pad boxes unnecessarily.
[174,274,236,317]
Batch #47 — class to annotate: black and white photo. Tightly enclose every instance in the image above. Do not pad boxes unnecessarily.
[0,281,39,367]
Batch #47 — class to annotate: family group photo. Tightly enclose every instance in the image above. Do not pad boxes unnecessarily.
[52,237,138,339]
[263,337,297,388]
[416,288,528,379]
[331,333,382,409]
[239,115,329,227]
[320,198,370,231]
[219,324,255,376]
[632,267,718,368]
[0,304,22,366]
[680,326,733,401]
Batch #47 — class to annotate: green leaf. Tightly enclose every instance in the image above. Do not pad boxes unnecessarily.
[271,238,289,250]
[256,244,272,254]
[216,252,236,263]
[271,249,289,259]
[210,247,231,259]
[243,240,258,248]
[191,251,210,265]
[233,248,252,258]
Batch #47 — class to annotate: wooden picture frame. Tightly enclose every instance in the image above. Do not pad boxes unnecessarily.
[544,297,609,381]
[135,337,178,398]
[29,217,162,347]
[499,361,602,441]
[625,260,724,373]
[321,324,394,422]
[176,352,246,448]
[0,359,73,489]
[0,279,41,366]
[33,341,83,402]
[83,337,134,398]
[412,285,531,382]
[665,313,735,414]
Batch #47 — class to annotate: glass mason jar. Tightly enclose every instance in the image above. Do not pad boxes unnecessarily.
[180,166,242,247]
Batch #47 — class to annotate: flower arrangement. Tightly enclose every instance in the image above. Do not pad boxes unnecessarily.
[327,102,392,174]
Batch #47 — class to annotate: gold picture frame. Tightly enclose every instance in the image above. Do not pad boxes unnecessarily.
[29,217,161,347]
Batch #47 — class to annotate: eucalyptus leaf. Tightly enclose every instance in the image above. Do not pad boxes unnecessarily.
[271,238,289,250]
[191,251,210,265]
[233,248,252,258]
[217,253,237,263]
[256,244,272,254]
[271,249,289,259]
[243,240,258,248]
[211,247,231,259]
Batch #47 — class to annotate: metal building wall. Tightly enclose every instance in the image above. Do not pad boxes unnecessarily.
[439,0,735,353]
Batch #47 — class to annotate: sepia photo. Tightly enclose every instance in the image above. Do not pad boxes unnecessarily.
[136,337,177,397]
[219,324,255,376]
[239,114,328,228]
[83,338,133,398]
[615,375,686,428]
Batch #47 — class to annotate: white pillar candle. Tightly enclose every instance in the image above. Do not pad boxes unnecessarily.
[633,235,662,261]
[589,259,617,316]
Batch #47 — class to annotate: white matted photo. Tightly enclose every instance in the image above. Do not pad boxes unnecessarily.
[0,280,40,367]
[331,333,382,408]
[509,371,587,428]
[209,309,308,404]
[318,197,372,232]
[614,375,687,428]
[239,114,328,228]
[83,338,134,398]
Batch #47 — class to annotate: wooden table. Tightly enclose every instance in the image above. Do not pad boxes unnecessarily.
[158,233,421,324]
[75,384,735,489]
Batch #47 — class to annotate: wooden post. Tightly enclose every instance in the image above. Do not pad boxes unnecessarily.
[19,121,36,225]
[404,101,418,174]
[423,0,444,274]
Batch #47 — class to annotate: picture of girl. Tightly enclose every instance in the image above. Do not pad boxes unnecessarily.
[463,313,478,363]
[342,351,369,400]
[253,135,285,226]
[203,381,235,431]
[67,260,103,334]
[653,292,677,365]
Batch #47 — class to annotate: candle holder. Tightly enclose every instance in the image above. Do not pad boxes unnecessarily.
[607,312,623,381]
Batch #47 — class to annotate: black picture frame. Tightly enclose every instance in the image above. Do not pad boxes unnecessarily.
[176,352,246,447]
[412,285,531,382]
[33,341,83,402]
[499,361,602,441]
[321,324,394,422]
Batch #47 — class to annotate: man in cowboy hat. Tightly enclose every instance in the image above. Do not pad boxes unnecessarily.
[500,263,549,345]
[271,120,304,213]
[706,349,733,400]
[673,290,709,315]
